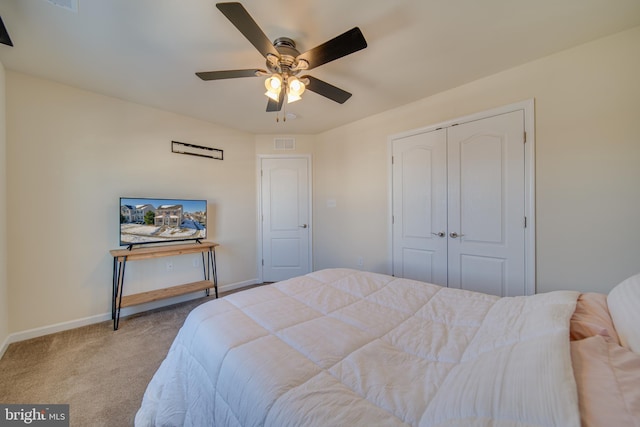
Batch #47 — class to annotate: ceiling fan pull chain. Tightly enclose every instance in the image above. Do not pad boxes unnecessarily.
[283,98,287,122]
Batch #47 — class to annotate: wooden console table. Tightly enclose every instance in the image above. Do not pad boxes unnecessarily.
[110,241,218,330]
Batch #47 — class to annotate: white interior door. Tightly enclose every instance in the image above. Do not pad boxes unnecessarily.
[392,129,448,285]
[391,108,528,296]
[447,111,525,296]
[261,157,311,282]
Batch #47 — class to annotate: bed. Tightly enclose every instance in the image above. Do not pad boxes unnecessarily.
[135,268,640,427]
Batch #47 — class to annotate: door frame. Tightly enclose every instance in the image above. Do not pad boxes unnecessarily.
[257,154,313,283]
[388,99,536,295]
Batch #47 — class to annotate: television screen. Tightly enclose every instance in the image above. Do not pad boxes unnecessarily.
[119,197,207,246]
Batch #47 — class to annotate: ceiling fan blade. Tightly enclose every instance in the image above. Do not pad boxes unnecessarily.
[0,16,13,47]
[302,75,352,104]
[266,90,285,112]
[196,69,266,80]
[216,2,280,59]
[296,27,367,71]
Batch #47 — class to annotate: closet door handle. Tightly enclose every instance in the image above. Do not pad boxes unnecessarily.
[431,231,445,238]
[299,224,308,228]
[449,232,464,238]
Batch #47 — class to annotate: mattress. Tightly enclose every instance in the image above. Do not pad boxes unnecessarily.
[135,268,581,427]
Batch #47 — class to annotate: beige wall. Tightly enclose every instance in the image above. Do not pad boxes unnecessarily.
[313,26,640,294]
[6,72,257,333]
[0,61,8,351]
[4,26,639,338]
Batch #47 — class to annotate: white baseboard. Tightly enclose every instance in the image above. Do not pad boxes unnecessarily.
[0,334,9,360]
[7,312,113,345]
[2,278,260,350]
[218,279,258,293]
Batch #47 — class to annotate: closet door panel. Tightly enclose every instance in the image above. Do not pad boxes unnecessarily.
[460,255,506,296]
[460,136,503,243]
[392,129,447,285]
[447,111,526,296]
[401,248,438,284]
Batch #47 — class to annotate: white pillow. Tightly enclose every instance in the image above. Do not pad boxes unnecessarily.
[607,273,640,354]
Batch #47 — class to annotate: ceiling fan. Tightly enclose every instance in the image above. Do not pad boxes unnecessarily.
[196,2,368,116]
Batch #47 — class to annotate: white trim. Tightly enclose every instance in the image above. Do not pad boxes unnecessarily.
[1,278,260,348]
[0,335,10,360]
[523,100,536,296]
[218,278,260,294]
[386,138,394,276]
[257,154,313,281]
[388,99,536,294]
[7,313,114,345]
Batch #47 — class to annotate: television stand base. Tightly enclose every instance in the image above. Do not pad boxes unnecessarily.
[110,241,219,330]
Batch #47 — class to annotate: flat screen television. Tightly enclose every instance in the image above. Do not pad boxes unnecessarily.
[119,197,207,247]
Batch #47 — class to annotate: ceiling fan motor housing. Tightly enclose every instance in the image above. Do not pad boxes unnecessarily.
[267,37,307,76]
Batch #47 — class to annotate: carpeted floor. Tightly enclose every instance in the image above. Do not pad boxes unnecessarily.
[0,287,257,427]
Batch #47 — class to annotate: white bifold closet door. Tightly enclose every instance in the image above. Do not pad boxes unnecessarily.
[392,110,526,296]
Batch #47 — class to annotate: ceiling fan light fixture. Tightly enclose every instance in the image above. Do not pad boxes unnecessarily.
[287,93,302,103]
[288,77,305,95]
[265,74,282,91]
[265,90,280,101]
[287,76,305,103]
[264,74,283,101]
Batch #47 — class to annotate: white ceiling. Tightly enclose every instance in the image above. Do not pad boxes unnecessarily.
[1,0,639,134]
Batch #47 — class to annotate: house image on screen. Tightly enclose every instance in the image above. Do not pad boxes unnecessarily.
[120,205,134,223]
[121,203,154,223]
[133,204,154,223]
[154,204,183,227]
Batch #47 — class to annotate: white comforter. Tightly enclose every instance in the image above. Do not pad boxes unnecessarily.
[136,268,581,427]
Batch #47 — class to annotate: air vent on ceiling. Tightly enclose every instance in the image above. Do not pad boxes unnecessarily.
[274,138,295,151]
[47,0,78,13]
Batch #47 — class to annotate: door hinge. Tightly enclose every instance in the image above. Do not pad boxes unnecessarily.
[524,216,527,228]
[262,259,264,266]
[391,156,394,165]
[524,132,527,143]
[392,215,395,225]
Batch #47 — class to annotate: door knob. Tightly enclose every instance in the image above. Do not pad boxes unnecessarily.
[431,231,445,238]
[299,224,308,228]
[449,232,464,238]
